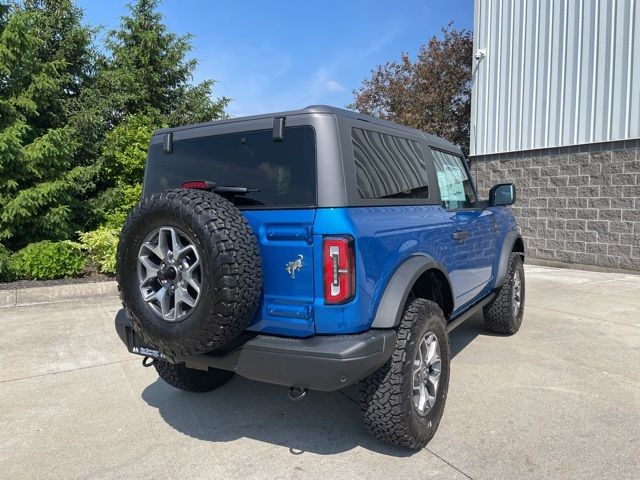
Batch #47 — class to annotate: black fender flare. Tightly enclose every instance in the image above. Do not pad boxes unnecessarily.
[495,230,525,288]
[371,255,454,329]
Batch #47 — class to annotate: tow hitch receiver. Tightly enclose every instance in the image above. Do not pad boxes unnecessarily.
[289,386,308,401]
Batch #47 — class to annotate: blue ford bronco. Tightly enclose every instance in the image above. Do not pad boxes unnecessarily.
[115,105,525,449]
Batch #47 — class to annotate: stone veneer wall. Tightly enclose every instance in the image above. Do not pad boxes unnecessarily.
[470,139,640,272]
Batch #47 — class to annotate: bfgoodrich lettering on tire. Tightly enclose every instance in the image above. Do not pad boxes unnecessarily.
[483,253,525,335]
[359,298,450,449]
[117,188,262,357]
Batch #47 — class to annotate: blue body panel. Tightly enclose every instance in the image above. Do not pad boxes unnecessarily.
[243,209,317,337]
[313,206,498,334]
[242,204,507,337]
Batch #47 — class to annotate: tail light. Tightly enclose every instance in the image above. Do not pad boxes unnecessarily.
[323,236,355,304]
[182,180,215,190]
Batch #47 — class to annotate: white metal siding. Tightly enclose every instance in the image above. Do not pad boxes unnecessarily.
[471,0,640,156]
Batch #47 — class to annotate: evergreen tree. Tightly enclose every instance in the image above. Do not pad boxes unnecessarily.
[77,0,231,216]
[0,0,229,253]
[104,0,229,127]
[0,1,97,249]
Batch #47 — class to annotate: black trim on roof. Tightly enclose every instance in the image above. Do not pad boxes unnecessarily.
[152,105,460,152]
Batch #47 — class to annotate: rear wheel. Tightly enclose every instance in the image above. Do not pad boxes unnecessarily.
[483,253,525,334]
[154,360,234,392]
[359,298,450,449]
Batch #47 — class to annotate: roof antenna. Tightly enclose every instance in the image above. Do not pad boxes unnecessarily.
[272,117,285,142]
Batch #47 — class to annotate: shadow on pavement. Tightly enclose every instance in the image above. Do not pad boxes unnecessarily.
[142,377,414,456]
[449,311,493,359]
[141,311,490,456]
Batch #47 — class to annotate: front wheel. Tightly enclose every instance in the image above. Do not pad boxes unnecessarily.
[359,298,450,449]
[483,253,525,334]
[154,360,234,392]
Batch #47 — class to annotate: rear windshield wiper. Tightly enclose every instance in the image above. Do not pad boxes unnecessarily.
[214,186,260,195]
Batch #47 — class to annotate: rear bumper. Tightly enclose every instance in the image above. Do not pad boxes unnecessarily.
[115,309,396,391]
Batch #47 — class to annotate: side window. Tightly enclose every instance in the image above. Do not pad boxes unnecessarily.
[352,128,428,199]
[431,149,476,210]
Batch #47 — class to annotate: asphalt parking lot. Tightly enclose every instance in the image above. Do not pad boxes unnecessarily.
[1,265,639,480]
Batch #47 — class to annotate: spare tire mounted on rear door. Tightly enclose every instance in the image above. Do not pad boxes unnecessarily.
[117,188,263,357]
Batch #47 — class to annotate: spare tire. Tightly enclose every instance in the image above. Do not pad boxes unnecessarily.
[116,188,262,357]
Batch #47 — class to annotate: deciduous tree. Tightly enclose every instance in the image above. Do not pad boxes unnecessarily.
[349,24,473,155]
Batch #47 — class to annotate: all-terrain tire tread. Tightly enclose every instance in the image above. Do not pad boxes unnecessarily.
[154,360,234,392]
[117,189,262,357]
[359,299,450,450]
[483,253,525,335]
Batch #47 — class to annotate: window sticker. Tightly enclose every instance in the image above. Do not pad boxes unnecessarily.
[437,166,466,202]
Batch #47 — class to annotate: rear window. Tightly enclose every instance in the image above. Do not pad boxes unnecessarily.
[352,128,428,200]
[144,126,316,207]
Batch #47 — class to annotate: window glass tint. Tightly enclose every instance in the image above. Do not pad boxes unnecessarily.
[144,127,316,207]
[352,128,428,199]
[431,149,476,209]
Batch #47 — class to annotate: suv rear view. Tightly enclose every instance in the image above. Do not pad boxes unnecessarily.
[115,105,525,449]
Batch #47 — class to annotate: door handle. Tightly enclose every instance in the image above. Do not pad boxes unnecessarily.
[452,230,469,241]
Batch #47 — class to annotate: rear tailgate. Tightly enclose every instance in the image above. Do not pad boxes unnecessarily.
[243,210,317,336]
[143,124,319,336]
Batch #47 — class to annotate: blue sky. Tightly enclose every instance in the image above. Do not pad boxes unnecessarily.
[77,0,473,117]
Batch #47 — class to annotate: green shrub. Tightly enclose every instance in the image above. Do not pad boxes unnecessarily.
[90,182,142,229]
[104,183,142,229]
[11,241,86,280]
[78,227,119,274]
[0,244,16,282]
[103,114,156,185]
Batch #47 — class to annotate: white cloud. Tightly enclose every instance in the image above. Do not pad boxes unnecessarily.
[363,18,404,56]
[211,65,353,117]
[194,44,356,117]
[324,80,345,92]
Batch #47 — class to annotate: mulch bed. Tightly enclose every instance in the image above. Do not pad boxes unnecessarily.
[0,268,115,291]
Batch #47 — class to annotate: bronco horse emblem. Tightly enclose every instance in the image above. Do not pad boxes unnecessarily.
[285,254,304,279]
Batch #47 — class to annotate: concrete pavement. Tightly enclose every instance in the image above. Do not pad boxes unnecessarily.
[1,265,639,479]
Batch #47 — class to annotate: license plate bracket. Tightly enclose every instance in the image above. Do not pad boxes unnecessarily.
[124,326,167,360]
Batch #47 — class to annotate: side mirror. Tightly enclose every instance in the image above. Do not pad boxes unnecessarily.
[489,183,516,206]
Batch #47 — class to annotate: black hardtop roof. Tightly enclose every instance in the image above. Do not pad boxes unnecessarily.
[154,105,461,153]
